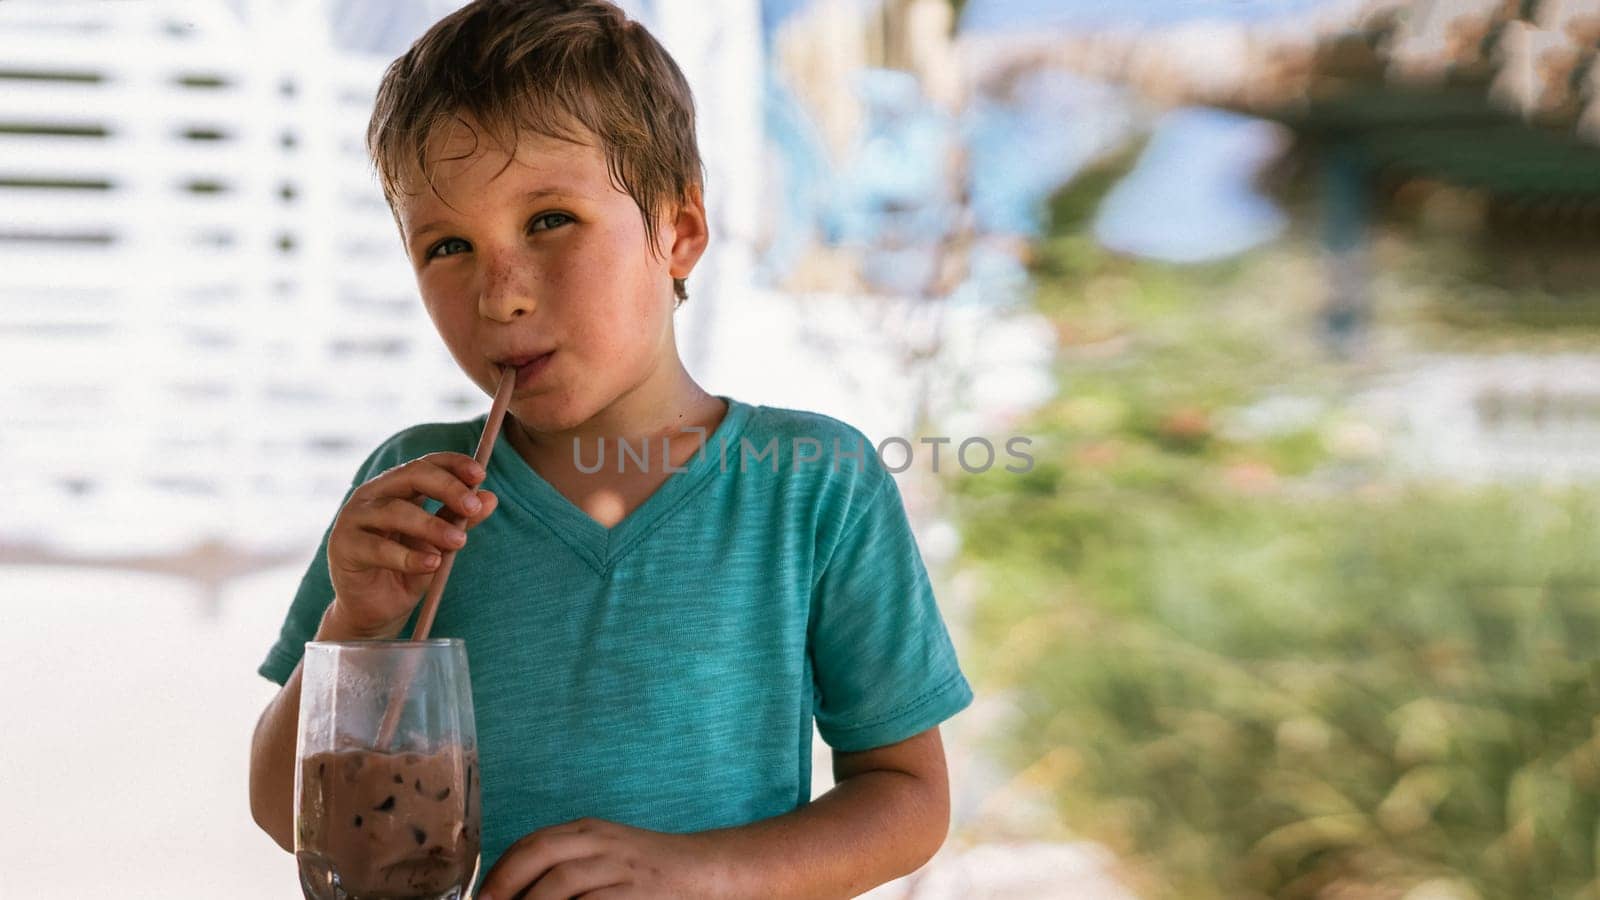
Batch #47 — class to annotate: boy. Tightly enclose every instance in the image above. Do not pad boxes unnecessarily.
[247,1,973,896]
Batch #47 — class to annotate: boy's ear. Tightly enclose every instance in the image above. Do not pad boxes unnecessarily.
[666,183,709,282]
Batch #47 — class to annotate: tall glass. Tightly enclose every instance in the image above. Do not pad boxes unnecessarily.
[295,639,482,900]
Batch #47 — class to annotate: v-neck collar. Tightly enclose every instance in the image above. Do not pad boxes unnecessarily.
[485,395,753,576]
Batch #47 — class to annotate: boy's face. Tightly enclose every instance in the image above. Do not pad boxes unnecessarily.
[393,112,706,435]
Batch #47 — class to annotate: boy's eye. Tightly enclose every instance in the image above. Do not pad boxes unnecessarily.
[427,237,471,260]
[423,213,572,261]
[529,212,572,232]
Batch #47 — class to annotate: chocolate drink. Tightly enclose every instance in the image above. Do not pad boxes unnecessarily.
[297,747,481,900]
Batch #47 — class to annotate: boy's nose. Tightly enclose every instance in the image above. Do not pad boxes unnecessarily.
[478,264,538,321]
[480,291,534,321]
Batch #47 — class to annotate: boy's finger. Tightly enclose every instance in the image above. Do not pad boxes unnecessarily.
[362,498,468,555]
[388,527,438,557]
[518,855,625,900]
[426,488,495,530]
[343,529,440,575]
[371,459,485,519]
[480,831,597,899]
[428,451,487,485]
[463,491,497,529]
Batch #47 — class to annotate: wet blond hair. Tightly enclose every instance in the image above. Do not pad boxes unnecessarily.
[367,0,704,303]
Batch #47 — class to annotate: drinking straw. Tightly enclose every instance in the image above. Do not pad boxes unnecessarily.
[374,364,518,750]
[411,364,518,641]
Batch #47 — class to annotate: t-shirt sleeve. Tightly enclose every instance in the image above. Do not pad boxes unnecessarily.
[808,465,974,752]
[257,442,390,686]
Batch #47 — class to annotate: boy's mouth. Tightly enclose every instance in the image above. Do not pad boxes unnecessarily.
[495,350,556,388]
[496,350,555,369]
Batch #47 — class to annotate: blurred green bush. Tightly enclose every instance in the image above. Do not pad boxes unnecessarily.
[946,169,1600,900]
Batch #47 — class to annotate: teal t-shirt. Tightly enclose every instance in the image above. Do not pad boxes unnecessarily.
[259,394,973,873]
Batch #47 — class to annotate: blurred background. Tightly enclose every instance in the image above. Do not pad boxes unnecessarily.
[4,0,1600,897]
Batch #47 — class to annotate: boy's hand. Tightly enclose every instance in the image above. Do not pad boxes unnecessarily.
[479,818,728,900]
[325,452,498,638]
